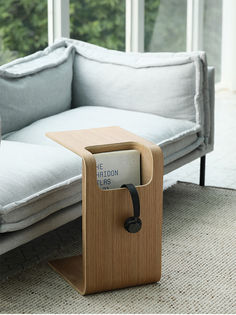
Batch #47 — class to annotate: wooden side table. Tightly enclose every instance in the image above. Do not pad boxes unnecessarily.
[47,126,163,295]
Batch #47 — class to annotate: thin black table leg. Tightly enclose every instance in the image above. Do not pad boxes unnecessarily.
[199,155,206,186]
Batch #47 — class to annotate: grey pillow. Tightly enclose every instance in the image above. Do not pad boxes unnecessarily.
[0,41,74,135]
[68,38,208,125]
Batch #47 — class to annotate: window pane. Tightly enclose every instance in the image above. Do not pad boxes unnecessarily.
[145,0,187,52]
[202,0,222,82]
[70,0,125,51]
[0,0,48,66]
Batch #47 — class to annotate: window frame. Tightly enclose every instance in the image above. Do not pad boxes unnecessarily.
[125,0,144,52]
[48,0,70,45]
[186,0,204,51]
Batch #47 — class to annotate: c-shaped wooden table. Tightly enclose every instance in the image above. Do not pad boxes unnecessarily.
[46,126,163,295]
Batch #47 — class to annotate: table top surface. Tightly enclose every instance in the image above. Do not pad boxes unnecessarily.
[46,126,155,158]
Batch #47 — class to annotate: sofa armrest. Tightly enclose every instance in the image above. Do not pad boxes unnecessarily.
[207,66,215,149]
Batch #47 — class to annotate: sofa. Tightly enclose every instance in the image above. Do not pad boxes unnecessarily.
[0,38,215,255]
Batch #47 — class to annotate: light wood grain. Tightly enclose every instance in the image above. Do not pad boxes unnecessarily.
[48,126,163,295]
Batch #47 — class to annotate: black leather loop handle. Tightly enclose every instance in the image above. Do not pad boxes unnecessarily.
[121,183,140,218]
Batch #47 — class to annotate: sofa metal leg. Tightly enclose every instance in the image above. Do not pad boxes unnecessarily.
[199,155,206,186]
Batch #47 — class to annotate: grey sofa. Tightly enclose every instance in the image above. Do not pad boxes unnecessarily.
[0,38,214,255]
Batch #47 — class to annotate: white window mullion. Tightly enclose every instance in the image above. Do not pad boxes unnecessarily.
[48,0,70,45]
[221,0,236,91]
[47,0,54,45]
[126,0,144,52]
[186,0,204,51]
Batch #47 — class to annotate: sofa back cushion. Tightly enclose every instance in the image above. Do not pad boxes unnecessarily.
[0,42,74,135]
[70,39,207,124]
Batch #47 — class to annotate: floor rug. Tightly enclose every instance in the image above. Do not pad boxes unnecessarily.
[0,182,235,313]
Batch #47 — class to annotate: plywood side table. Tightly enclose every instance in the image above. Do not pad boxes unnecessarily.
[47,126,163,295]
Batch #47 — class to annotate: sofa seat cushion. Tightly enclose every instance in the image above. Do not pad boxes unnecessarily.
[1,106,203,233]
[5,106,203,165]
[0,141,82,233]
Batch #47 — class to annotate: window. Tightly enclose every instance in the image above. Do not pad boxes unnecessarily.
[145,0,187,52]
[70,0,125,51]
[0,0,48,65]
[0,0,225,85]
[202,0,222,82]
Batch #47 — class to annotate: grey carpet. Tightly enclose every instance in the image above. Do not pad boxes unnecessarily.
[0,182,235,314]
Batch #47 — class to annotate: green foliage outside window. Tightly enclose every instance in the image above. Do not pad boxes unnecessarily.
[70,0,125,51]
[0,0,48,64]
[0,0,160,65]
